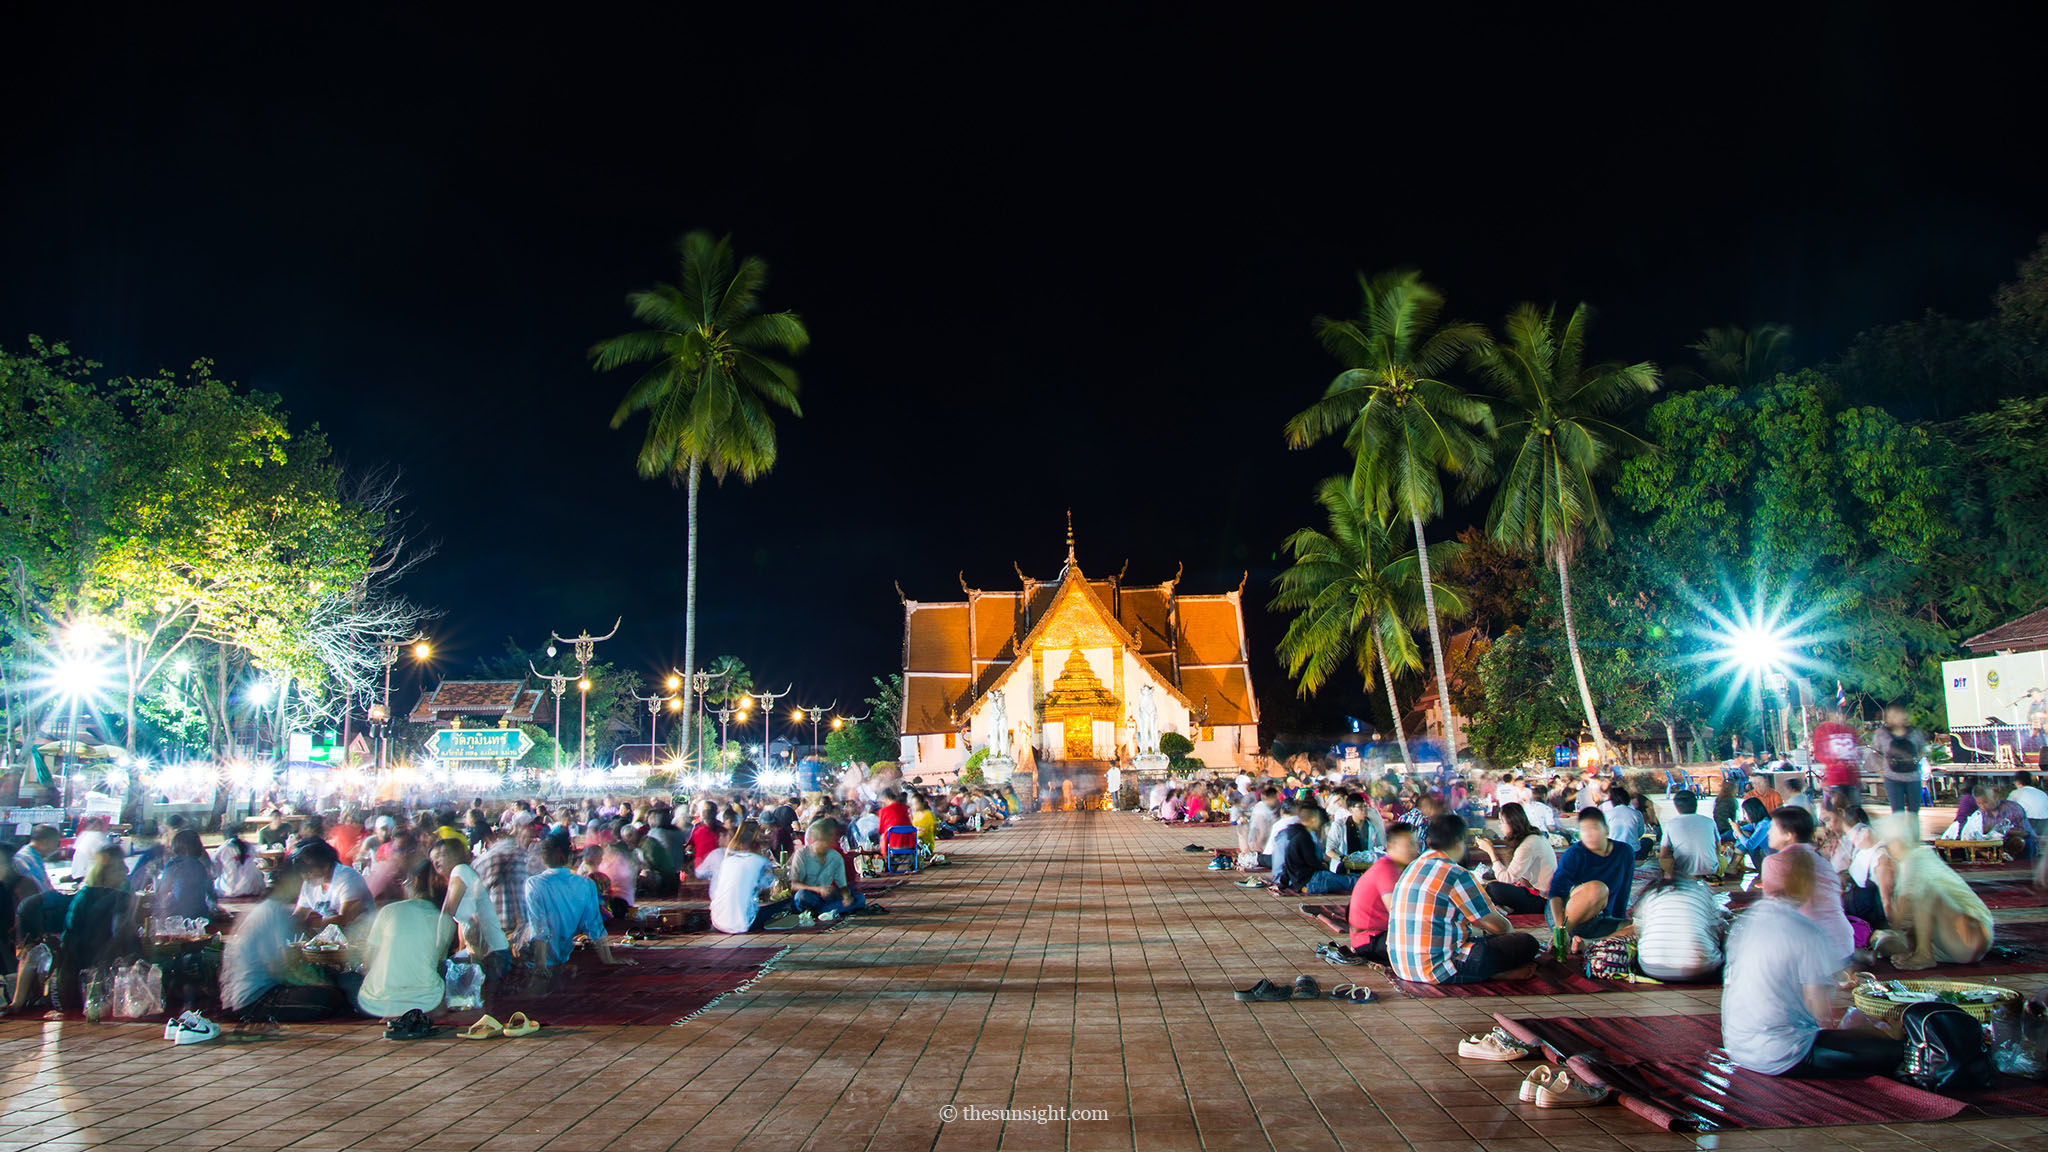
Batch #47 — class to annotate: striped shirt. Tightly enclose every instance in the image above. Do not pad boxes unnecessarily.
[1632,879,1725,980]
[476,840,531,935]
[1387,849,1497,983]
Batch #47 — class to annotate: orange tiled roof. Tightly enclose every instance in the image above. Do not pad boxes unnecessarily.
[904,602,970,673]
[1179,665,1256,727]
[1176,596,1245,667]
[410,679,530,723]
[902,675,967,736]
[971,593,1021,663]
[1965,605,2048,654]
[1119,586,1173,654]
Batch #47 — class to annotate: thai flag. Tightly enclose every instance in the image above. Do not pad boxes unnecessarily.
[1836,681,1847,710]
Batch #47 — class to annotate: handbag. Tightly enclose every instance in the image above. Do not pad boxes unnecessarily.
[1582,935,1634,981]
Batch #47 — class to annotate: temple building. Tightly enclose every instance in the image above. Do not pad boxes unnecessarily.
[897,524,1259,780]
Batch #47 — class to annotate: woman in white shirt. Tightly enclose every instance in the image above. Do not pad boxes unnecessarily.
[709,822,793,933]
[213,838,269,898]
[354,864,454,1020]
[1477,802,1557,915]
[429,839,509,978]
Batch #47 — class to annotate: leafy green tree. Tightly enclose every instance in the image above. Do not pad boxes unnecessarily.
[1677,324,1794,391]
[1994,234,2048,338]
[594,233,809,773]
[1271,477,1465,768]
[1285,270,1492,757]
[1469,302,1659,756]
[822,674,903,765]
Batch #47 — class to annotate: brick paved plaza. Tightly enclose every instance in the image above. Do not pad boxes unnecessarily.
[5,811,2048,1152]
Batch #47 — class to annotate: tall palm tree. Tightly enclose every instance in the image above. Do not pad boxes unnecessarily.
[1285,270,1492,761]
[1679,324,1793,390]
[1469,302,1658,757]
[1271,477,1466,768]
[594,232,808,770]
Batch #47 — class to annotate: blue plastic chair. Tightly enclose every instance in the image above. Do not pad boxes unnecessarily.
[883,825,920,874]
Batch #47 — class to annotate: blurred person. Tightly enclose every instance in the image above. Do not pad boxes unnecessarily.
[1869,813,1994,970]
[153,829,219,922]
[214,838,269,898]
[11,826,60,893]
[55,847,140,1013]
[1631,876,1726,982]
[645,806,690,880]
[68,817,111,884]
[429,839,509,984]
[1601,785,1644,850]
[474,822,531,943]
[524,835,633,969]
[788,819,865,920]
[257,809,293,850]
[292,839,372,935]
[1872,704,1927,814]
[1476,802,1554,915]
[1723,847,1898,1077]
[1388,814,1537,984]
[1658,790,1721,880]
[1347,822,1420,964]
[710,822,793,933]
[910,793,939,850]
[688,801,726,880]
[364,830,424,903]
[220,863,345,1023]
[626,824,678,897]
[1546,808,1636,950]
[1759,806,1853,963]
[354,863,453,1020]
[1811,708,1863,809]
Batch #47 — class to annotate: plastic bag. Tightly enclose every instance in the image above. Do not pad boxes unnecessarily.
[442,959,485,1010]
[112,962,164,1019]
[20,942,52,981]
[83,969,110,1023]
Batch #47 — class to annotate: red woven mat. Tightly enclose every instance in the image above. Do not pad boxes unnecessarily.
[447,943,784,1027]
[1492,1010,2048,1130]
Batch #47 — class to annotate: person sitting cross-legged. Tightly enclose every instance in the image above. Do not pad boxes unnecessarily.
[710,821,796,933]
[1630,875,1727,982]
[1273,803,1353,894]
[1388,814,1539,985]
[1723,846,1901,1077]
[1759,804,1854,965]
[1658,790,1723,880]
[1346,822,1419,965]
[1476,802,1555,916]
[524,834,635,970]
[788,819,866,921]
[1546,807,1637,952]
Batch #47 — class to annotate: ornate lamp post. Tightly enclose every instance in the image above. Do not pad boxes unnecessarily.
[750,684,791,775]
[548,619,619,770]
[688,668,726,773]
[796,701,837,758]
[632,675,682,772]
[527,663,576,777]
[711,700,746,770]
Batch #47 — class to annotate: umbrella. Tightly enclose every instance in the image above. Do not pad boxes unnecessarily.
[35,741,121,760]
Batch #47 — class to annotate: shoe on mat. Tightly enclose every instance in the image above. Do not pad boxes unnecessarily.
[1533,1069,1610,1109]
[383,1009,435,1040]
[819,910,841,923]
[1293,974,1320,1000]
[1458,1027,1537,1062]
[457,1015,505,1040]
[1207,858,1230,871]
[1316,942,1368,968]
[1233,979,1293,1003]
[1518,1065,1557,1102]
[169,1012,220,1045]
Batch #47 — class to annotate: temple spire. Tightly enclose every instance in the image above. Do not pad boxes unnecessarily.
[1065,509,1076,568]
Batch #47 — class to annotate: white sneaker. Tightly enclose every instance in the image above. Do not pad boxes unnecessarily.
[818,910,840,923]
[1458,1027,1537,1062]
[1519,1065,1558,1102]
[1533,1069,1610,1109]
[163,1011,200,1041]
[169,1013,220,1045]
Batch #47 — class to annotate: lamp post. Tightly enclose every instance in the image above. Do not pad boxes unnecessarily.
[527,663,576,777]
[711,700,746,769]
[796,701,837,758]
[689,668,727,773]
[375,637,431,772]
[632,675,682,773]
[750,685,791,775]
[548,619,619,770]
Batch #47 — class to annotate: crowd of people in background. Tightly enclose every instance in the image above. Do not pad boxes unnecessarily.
[0,776,1022,1040]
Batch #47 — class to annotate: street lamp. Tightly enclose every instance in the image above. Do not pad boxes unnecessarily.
[375,636,430,772]
[527,663,576,777]
[689,668,727,774]
[795,700,836,759]
[711,699,747,770]
[549,619,619,769]
[48,639,109,813]
[750,685,791,776]
[631,681,682,772]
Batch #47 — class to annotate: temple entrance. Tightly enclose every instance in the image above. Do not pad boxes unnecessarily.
[1042,649,1117,763]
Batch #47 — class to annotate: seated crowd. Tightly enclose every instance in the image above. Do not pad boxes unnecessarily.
[1,781,1020,1032]
[1200,763,2012,1082]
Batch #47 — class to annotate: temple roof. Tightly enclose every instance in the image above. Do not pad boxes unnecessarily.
[897,533,1256,735]
[1964,605,2048,655]
[409,679,546,725]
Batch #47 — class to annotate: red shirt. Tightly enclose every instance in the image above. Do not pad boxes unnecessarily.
[689,823,726,872]
[1348,855,1406,948]
[877,802,913,846]
[327,824,363,865]
[1812,720,1860,788]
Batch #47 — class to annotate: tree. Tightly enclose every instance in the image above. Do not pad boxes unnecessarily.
[1469,302,1659,757]
[1271,476,1465,768]
[1677,324,1794,391]
[823,674,903,766]
[594,232,809,773]
[1285,270,1492,759]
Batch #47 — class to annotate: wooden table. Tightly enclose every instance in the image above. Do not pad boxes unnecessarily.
[1934,838,2007,865]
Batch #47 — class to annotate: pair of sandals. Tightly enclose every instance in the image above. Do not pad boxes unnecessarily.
[457,1012,541,1040]
[1315,941,1368,968]
[1233,974,1376,1003]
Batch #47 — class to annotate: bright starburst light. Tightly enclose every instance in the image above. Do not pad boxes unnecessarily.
[1680,577,1838,723]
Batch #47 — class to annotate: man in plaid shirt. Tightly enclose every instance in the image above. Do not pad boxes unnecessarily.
[476,821,536,942]
[1388,814,1540,984]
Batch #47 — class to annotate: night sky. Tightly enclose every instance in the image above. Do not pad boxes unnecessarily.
[5,5,2044,732]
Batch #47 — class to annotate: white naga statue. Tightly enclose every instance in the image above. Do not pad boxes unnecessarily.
[989,689,1009,757]
[1137,684,1159,755]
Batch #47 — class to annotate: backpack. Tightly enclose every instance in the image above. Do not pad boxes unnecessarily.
[1899,1001,1995,1093]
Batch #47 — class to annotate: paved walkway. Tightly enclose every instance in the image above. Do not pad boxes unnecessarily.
[5,811,2048,1151]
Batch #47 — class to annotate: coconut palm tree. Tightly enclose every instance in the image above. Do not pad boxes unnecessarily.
[1271,477,1465,768]
[1469,302,1658,757]
[1678,324,1793,390]
[1285,270,1491,761]
[593,232,808,769]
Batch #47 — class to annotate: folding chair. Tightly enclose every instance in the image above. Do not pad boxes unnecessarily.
[883,825,920,874]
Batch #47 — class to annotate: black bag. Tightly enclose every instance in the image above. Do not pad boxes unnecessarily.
[1899,1001,1995,1092]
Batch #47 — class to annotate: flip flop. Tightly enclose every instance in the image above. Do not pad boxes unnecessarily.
[1327,984,1375,1003]
[501,1012,541,1038]
[457,1015,505,1040]
[1233,878,1268,889]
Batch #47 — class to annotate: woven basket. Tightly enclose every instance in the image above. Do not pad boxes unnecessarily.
[1853,978,2019,1023]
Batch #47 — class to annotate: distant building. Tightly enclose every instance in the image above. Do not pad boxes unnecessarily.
[896,524,1258,780]
[408,679,548,729]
